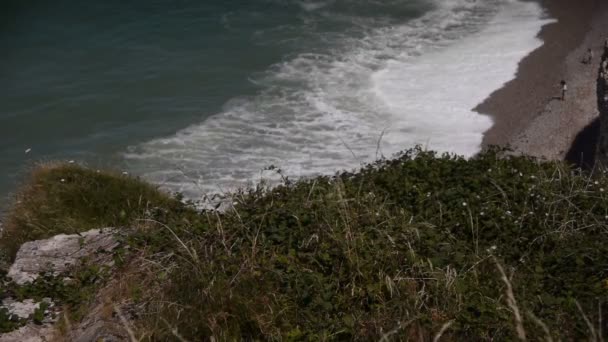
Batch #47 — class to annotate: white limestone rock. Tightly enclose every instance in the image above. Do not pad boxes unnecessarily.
[1,299,39,320]
[0,324,55,342]
[7,228,118,285]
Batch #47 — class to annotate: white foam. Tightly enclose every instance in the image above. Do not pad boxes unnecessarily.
[372,0,554,155]
[124,0,552,200]
[297,0,332,12]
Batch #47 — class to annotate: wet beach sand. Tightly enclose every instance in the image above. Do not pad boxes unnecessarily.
[477,0,608,165]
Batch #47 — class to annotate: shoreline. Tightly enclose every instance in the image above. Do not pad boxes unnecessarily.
[477,0,606,161]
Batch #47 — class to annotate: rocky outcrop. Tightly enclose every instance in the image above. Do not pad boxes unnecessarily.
[1,299,53,321]
[0,324,56,342]
[7,229,118,285]
[67,293,131,342]
[0,229,127,341]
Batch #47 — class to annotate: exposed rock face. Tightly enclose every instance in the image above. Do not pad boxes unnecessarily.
[68,300,130,342]
[7,229,118,285]
[0,324,56,342]
[0,229,126,341]
[0,299,57,342]
[1,299,52,320]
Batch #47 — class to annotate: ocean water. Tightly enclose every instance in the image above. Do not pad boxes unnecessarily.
[1,0,551,202]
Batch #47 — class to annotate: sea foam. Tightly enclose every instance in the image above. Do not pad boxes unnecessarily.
[372,0,554,156]
[124,0,553,199]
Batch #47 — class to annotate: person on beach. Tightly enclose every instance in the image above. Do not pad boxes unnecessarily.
[560,80,567,101]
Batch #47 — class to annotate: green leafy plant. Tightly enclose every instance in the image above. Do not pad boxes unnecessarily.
[3,148,608,340]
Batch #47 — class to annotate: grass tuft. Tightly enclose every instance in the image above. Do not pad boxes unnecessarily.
[0,162,180,260]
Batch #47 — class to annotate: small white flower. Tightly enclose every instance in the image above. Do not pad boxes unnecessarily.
[519,172,523,177]
[480,212,485,216]
[605,215,608,220]
[60,179,66,183]
[490,245,497,250]
[25,148,32,154]
[530,175,536,179]
[68,160,75,164]
[96,170,100,173]
[462,202,467,207]
[122,171,129,176]
[601,188,605,192]
[506,211,511,215]
[595,181,599,185]
[529,211,533,215]
[488,168,492,172]
[545,213,549,217]
[426,192,431,198]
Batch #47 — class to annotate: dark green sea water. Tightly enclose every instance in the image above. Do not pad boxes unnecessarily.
[1,0,549,204]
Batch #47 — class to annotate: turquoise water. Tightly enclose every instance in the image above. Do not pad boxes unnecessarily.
[1,0,548,203]
[1,0,430,197]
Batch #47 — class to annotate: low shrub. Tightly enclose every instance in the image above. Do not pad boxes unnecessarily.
[3,149,608,340]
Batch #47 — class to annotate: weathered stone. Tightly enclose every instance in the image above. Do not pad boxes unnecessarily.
[0,298,58,342]
[7,228,118,285]
[1,299,43,320]
[0,229,127,341]
[0,324,55,342]
[70,319,128,342]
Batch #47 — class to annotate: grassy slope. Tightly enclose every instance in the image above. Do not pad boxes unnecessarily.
[1,148,607,340]
[0,163,178,259]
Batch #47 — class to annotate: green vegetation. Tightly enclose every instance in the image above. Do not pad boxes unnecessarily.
[2,148,608,340]
[0,163,178,259]
[0,307,23,333]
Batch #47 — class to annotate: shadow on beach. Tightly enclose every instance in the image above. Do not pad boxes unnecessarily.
[565,50,608,170]
[565,117,599,169]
